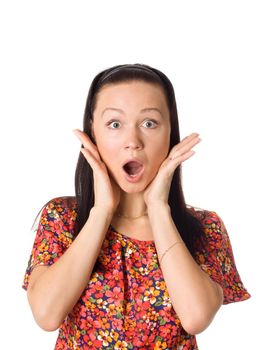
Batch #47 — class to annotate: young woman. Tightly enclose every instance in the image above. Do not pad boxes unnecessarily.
[22,63,251,349]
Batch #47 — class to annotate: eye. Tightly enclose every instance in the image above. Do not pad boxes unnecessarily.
[106,120,121,129]
[142,119,158,128]
[106,119,158,129]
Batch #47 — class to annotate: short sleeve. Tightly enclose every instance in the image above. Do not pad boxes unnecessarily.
[194,210,251,305]
[22,197,75,291]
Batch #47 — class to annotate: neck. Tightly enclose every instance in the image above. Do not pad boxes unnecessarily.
[114,210,148,220]
[115,191,147,219]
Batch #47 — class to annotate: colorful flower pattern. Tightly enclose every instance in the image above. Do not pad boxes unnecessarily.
[22,197,251,349]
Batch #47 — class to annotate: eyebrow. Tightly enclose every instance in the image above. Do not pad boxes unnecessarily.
[101,107,163,118]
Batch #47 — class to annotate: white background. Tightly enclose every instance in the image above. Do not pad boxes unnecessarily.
[0,0,260,349]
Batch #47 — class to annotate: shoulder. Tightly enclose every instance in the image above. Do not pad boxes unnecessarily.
[186,204,223,226]
[35,196,77,247]
[32,196,77,231]
[186,204,227,249]
[45,196,77,225]
[41,196,76,215]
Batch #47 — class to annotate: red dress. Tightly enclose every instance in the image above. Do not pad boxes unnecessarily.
[22,197,251,349]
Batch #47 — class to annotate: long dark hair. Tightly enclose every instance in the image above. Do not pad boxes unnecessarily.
[73,63,205,256]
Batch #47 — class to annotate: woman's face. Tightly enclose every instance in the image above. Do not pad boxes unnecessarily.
[91,80,171,192]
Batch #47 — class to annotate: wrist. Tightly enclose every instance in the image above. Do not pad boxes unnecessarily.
[91,206,114,220]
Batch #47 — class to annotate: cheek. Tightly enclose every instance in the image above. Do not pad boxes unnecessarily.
[97,138,118,154]
[152,140,170,163]
[95,139,119,168]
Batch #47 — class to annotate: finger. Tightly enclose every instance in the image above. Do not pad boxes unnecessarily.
[179,133,200,148]
[170,133,199,155]
[170,136,201,159]
[73,129,101,161]
[80,148,101,172]
[73,129,96,149]
[178,136,201,153]
[180,133,199,143]
[170,150,195,162]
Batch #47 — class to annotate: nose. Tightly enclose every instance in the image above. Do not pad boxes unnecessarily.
[124,128,143,150]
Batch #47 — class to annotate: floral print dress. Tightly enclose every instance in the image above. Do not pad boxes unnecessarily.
[22,197,251,349]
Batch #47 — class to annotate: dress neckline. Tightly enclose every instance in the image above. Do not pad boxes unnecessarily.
[109,224,155,246]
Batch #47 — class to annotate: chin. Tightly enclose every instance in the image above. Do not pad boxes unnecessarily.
[119,182,146,193]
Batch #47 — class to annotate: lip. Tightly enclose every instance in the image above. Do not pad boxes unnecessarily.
[122,165,145,183]
[121,157,145,183]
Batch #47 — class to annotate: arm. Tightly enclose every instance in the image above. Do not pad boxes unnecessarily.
[148,203,223,335]
[27,206,113,331]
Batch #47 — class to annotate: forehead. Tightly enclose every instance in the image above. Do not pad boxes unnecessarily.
[94,81,168,110]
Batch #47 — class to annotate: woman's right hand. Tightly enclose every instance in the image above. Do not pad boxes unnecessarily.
[73,129,121,215]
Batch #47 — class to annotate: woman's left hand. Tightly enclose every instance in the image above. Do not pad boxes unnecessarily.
[143,133,202,207]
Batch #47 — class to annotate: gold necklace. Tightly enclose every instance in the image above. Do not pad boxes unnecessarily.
[114,211,148,220]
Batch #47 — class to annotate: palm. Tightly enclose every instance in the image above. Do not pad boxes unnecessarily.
[143,133,201,206]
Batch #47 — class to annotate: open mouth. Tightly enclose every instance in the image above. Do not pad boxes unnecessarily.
[123,161,143,176]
